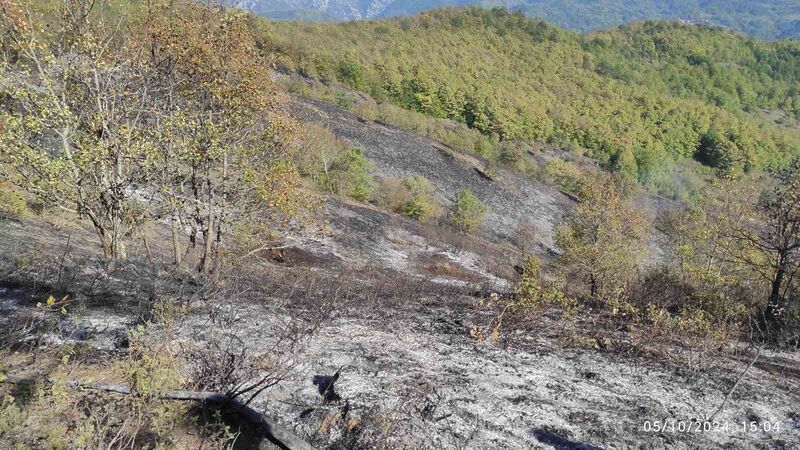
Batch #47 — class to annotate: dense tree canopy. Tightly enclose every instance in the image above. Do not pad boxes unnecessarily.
[259,8,800,189]
[509,0,800,40]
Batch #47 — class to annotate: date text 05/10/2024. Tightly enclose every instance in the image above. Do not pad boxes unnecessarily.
[642,420,780,434]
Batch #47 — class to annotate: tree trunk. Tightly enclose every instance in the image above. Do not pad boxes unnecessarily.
[111,237,126,260]
[769,266,785,307]
[170,213,183,266]
[767,252,788,328]
[98,231,113,259]
[200,209,215,274]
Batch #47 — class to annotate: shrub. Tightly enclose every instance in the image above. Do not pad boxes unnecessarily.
[473,137,495,156]
[375,175,441,222]
[496,141,525,169]
[336,59,365,90]
[541,158,584,193]
[472,256,574,341]
[449,189,486,234]
[335,91,355,109]
[322,147,376,203]
[0,181,29,218]
[294,125,376,203]
[512,256,574,317]
[374,177,410,212]
[400,175,441,222]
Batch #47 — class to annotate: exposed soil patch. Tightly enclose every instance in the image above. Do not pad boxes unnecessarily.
[256,246,342,269]
[414,252,485,284]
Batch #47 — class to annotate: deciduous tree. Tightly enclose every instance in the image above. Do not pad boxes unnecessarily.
[141,0,303,273]
[734,162,800,335]
[555,175,649,300]
[0,0,158,259]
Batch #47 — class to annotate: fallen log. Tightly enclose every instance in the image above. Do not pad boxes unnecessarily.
[2,375,313,450]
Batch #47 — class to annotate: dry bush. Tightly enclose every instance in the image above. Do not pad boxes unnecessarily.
[629,270,750,336]
[0,295,69,351]
[176,260,475,449]
[176,258,353,407]
[181,300,320,407]
[70,328,196,448]
[373,177,411,213]
[571,269,751,372]
[471,256,575,343]
[0,325,236,449]
[416,255,483,284]
[1,239,83,296]
[308,382,478,450]
[512,218,539,258]
[0,227,175,323]
[749,300,800,349]
[254,264,473,318]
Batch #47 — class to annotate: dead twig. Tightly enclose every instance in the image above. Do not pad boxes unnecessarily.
[707,344,762,421]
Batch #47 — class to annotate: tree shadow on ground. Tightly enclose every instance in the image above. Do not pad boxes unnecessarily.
[532,428,604,450]
[188,402,293,450]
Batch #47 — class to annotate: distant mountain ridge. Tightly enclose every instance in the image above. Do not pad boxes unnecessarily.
[244,0,800,39]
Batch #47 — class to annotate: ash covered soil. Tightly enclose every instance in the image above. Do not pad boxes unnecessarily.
[5,276,799,449]
[176,298,800,450]
[2,217,799,450]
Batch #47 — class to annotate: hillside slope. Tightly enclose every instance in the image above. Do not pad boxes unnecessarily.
[3,95,799,449]
[4,2,800,449]
[260,9,800,192]
[290,97,571,250]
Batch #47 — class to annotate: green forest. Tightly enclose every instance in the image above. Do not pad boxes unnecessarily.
[259,8,800,191]
[497,0,800,39]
